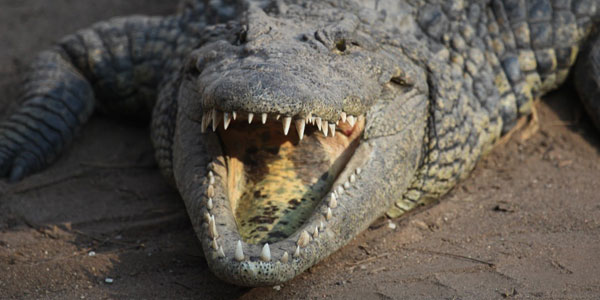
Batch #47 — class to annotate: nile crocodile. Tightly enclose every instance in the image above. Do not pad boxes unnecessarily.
[1,0,599,286]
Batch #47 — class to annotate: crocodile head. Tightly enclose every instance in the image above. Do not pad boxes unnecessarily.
[173,2,429,286]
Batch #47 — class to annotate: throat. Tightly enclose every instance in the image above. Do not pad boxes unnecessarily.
[219,119,363,244]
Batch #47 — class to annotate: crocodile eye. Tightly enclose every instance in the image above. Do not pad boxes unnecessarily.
[237,25,248,44]
[335,39,347,52]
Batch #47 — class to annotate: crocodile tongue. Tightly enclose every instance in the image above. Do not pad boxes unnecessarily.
[219,117,363,244]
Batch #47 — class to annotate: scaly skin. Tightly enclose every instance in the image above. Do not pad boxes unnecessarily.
[1,0,599,286]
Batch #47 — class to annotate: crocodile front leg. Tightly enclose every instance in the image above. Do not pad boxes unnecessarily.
[0,14,205,181]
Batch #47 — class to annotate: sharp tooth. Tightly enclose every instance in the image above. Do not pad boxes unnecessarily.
[248,113,254,124]
[294,245,301,257]
[315,117,322,130]
[356,168,362,175]
[207,197,213,210]
[320,221,325,231]
[350,174,356,183]
[211,238,218,249]
[204,212,211,223]
[340,112,347,123]
[329,193,337,208]
[207,185,215,198]
[295,119,306,140]
[261,113,268,124]
[326,207,332,220]
[260,243,271,262]
[322,120,329,136]
[232,111,237,120]
[208,171,215,184]
[235,240,244,261]
[305,113,312,123]
[223,112,231,130]
[212,109,221,132]
[217,245,225,258]
[208,215,218,238]
[344,181,351,189]
[347,115,356,127]
[337,185,344,195]
[297,230,310,247]
[329,123,336,137]
[282,117,292,135]
[201,113,209,133]
[313,227,319,238]
[281,251,289,263]
[276,114,281,120]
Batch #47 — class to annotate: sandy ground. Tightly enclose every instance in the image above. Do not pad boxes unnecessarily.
[0,2,599,299]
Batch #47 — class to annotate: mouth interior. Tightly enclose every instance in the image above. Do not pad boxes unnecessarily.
[218,117,364,244]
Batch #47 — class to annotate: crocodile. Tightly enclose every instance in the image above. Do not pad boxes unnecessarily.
[1,0,599,286]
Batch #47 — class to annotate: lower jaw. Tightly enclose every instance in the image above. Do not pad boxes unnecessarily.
[174,112,383,286]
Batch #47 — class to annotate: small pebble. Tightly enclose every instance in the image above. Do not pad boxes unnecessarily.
[88,251,96,257]
[387,220,397,230]
[104,277,114,284]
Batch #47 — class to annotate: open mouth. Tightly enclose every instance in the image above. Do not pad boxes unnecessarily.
[200,110,365,245]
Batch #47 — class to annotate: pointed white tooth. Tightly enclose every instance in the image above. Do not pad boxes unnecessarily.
[329,193,337,208]
[232,111,237,120]
[320,221,325,231]
[282,117,292,135]
[211,238,218,249]
[295,119,306,140]
[223,112,231,130]
[326,207,332,220]
[212,109,221,132]
[356,168,362,175]
[315,117,322,131]
[235,240,244,261]
[322,121,329,136]
[208,215,218,238]
[329,123,336,137]
[248,113,254,124]
[350,174,356,183]
[347,115,356,127]
[204,212,211,224]
[260,113,267,124]
[207,185,215,198]
[344,181,351,189]
[305,113,312,123]
[294,245,301,257]
[276,114,281,120]
[260,243,271,262]
[208,171,215,185]
[297,230,310,247]
[281,251,289,263]
[340,112,347,123]
[337,185,344,195]
[201,113,209,133]
[313,227,319,238]
[207,197,213,210]
[217,245,225,258]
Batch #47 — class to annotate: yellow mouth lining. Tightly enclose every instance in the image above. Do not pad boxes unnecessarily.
[219,118,364,244]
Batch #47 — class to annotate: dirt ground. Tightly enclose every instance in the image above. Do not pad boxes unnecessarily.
[0,2,599,299]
